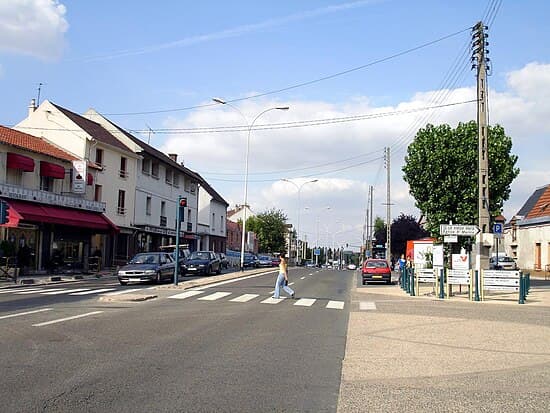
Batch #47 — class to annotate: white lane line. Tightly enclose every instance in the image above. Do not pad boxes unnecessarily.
[308,273,314,276]
[261,297,286,304]
[294,298,316,307]
[200,270,278,289]
[359,301,377,311]
[300,276,306,280]
[41,288,90,295]
[0,287,43,294]
[0,308,52,320]
[288,282,295,286]
[197,292,232,301]
[326,301,345,310]
[104,288,143,296]
[69,288,116,296]
[15,288,65,295]
[168,290,204,299]
[32,311,104,327]
[229,294,259,303]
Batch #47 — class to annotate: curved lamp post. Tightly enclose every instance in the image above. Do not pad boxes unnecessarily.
[282,178,318,265]
[213,98,289,270]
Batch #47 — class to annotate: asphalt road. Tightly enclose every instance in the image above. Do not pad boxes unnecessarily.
[0,267,354,412]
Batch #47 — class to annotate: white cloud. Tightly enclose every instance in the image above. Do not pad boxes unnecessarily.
[161,61,549,245]
[0,0,68,59]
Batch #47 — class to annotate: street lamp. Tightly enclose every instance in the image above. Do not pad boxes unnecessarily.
[213,98,289,271]
[282,178,318,265]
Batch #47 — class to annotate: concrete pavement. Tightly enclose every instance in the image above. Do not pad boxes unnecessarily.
[337,275,550,412]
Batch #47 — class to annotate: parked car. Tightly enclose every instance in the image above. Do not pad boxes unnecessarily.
[243,253,259,268]
[347,263,357,270]
[305,260,316,268]
[271,256,281,267]
[258,255,272,267]
[185,251,221,275]
[361,259,392,285]
[160,245,190,275]
[216,252,229,269]
[489,256,518,270]
[117,252,175,285]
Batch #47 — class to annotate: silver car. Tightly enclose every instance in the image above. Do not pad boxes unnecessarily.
[117,252,175,285]
[489,256,518,270]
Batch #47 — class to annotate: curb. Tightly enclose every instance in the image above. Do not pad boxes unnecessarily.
[0,272,117,289]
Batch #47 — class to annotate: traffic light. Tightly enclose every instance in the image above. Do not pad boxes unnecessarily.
[0,200,9,225]
[178,197,187,222]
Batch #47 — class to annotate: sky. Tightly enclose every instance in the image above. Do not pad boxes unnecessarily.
[1,0,549,251]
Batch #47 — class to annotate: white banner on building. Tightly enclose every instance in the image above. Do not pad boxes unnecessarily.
[72,160,86,194]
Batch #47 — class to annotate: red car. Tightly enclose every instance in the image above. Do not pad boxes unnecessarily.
[361,259,392,285]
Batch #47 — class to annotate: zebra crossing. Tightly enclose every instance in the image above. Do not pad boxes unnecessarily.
[0,285,153,298]
[167,289,346,310]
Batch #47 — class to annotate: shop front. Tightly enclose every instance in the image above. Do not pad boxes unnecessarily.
[0,198,118,275]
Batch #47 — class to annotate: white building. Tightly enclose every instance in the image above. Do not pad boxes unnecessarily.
[195,175,228,252]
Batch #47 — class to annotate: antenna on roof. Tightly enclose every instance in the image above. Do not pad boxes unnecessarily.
[37,83,44,105]
[145,124,155,144]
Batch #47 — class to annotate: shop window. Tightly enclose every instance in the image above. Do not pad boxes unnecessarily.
[120,157,128,178]
[117,190,126,215]
[95,148,104,168]
[94,185,102,202]
[146,196,152,216]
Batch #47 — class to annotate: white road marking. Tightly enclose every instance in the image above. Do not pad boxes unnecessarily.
[308,273,314,276]
[104,288,143,296]
[326,301,345,310]
[32,311,104,327]
[41,288,90,295]
[229,294,259,303]
[294,298,316,307]
[0,308,52,320]
[288,282,295,286]
[168,290,205,299]
[15,288,65,295]
[0,287,43,294]
[300,276,306,280]
[359,301,377,311]
[69,288,116,296]
[261,297,286,304]
[197,292,232,301]
[200,270,278,289]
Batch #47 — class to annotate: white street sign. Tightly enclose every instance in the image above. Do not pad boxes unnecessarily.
[444,235,458,243]
[440,224,480,236]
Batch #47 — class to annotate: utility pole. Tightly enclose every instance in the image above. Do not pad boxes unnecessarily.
[385,147,391,260]
[369,185,373,258]
[472,21,491,270]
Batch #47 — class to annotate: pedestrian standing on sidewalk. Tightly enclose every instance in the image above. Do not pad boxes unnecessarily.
[398,254,406,285]
[273,253,295,299]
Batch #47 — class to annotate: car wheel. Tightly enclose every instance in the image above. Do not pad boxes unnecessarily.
[156,271,162,284]
[207,265,212,275]
[216,265,222,275]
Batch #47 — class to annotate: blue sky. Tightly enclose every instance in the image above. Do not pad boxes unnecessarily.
[1,0,549,250]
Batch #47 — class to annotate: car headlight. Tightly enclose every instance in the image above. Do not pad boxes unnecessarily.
[144,270,156,274]
[118,271,124,276]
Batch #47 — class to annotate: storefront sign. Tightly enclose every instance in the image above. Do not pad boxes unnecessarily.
[72,160,86,194]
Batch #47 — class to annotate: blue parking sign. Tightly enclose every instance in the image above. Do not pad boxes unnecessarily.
[493,223,503,234]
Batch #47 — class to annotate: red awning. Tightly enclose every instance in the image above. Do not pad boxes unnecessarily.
[7,153,35,172]
[87,172,93,185]
[6,200,119,233]
[40,161,65,179]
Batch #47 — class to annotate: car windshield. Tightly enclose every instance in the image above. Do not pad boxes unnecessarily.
[189,252,210,260]
[130,254,159,264]
[366,261,388,268]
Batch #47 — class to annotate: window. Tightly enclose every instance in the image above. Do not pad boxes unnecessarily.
[94,185,102,202]
[221,216,224,234]
[160,201,166,217]
[212,213,215,231]
[95,148,104,168]
[117,190,126,215]
[5,168,22,186]
[151,162,159,178]
[142,158,151,175]
[165,169,173,185]
[173,173,179,188]
[120,157,128,178]
[40,176,54,192]
[146,196,152,216]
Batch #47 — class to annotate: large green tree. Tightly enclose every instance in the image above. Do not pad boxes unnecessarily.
[245,208,287,253]
[402,121,519,236]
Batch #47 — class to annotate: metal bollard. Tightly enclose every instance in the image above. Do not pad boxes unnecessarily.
[474,270,480,302]
[439,268,445,299]
[410,268,415,296]
[519,273,525,304]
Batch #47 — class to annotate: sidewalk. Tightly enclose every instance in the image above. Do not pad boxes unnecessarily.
[0,269,116,288]
[337,279,550,412]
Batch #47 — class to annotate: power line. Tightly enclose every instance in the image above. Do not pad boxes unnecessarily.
[101,27,472,116]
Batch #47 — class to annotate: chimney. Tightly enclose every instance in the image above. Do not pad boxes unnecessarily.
[28,99,37,116]
[168,153,177,162]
